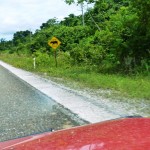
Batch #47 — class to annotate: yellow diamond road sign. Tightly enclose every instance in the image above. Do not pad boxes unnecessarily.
[48,37,61,49]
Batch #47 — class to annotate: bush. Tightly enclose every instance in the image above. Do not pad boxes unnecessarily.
[34,52,51,67]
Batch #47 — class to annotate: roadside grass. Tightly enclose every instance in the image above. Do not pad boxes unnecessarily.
[0,53,150,100]
[49,68,150,100]
[0,53,34,71]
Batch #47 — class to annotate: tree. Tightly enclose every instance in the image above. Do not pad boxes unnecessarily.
[40,18,59,29]
[13,30,32,46]
[60,14,81,26]
[0,38,6,51]
[127,0,150,65]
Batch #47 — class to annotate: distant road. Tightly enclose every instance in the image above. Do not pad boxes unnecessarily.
[0,65,82,142]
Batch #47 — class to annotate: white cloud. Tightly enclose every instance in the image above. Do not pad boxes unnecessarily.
[0,0,81,40]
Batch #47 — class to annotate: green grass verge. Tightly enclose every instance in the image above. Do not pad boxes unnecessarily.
[0,53,150,100]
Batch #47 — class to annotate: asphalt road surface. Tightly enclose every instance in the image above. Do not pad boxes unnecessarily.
[0,65,86,142]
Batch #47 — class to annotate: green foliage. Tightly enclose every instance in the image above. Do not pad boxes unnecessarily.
[57,51,71,67]
[70,42,105,66]
[60,14,81,26]
[0,38,7,51]
[13,30,32,46]
[34,52,51,67]
[128,0,150,66]
[1,0,149,74]
[50,25,92,52]
[40,18,59,29]
[101,6,138,65]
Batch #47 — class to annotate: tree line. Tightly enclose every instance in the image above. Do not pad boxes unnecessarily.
[0,0,149,74]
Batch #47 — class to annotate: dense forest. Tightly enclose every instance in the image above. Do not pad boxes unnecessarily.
[0,0,150,74]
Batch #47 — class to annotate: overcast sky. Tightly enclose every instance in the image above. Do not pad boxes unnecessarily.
[0,0,82,41]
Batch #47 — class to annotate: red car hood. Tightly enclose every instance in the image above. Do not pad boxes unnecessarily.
[1,118,150,150]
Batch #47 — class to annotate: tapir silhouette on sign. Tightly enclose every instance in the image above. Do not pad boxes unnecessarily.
[50,41,58,45]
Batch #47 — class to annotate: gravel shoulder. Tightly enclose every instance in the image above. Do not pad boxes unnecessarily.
[0,60,149,124]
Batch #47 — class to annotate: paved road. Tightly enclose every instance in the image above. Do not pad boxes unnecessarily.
[0,65,86,142]
[0,61,121,124]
